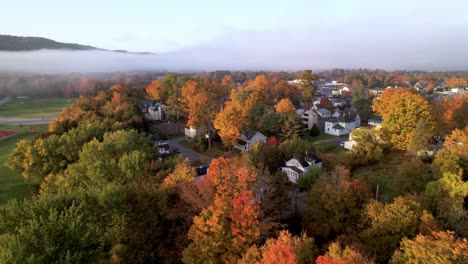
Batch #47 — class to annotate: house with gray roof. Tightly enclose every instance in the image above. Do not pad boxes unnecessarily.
[234,130,267,151]
[324,111,360,136]
[282,152,322,183]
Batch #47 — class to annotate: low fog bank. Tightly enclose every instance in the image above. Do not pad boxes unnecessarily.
[2,26,468,73]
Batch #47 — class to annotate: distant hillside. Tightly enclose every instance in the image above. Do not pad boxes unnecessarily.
[0,35,99,51]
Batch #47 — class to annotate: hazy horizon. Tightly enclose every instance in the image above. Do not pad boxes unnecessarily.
[1,0,468,72]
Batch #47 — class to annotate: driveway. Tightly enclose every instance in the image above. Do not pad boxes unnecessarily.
[167,137,211,165]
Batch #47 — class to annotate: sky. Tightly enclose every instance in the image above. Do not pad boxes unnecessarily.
[1,0,468,71]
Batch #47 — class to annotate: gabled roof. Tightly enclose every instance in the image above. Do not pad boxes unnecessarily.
[368,115,382,123]
[337,111,359,123]
[242,130,265,140]
[332,124,345,130]
[292,152,322,167]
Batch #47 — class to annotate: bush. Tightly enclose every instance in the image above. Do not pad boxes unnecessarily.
[309,123,320,137]
[192,134,207,152]
[297,166,325,191]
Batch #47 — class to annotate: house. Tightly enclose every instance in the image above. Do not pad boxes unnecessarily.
[234,130,267,151]
[155,141,170,155]
[324,111,360,136]
[146,103,168,121]
[341,133,357,150]
[281,152,322,183]
[299,108,332,130]
[413,82,427,92]
[185,126,202,139]
[368,116,382,128]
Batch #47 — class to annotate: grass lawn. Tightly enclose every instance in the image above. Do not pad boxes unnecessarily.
[0,131,43,204]
[304,134,345,154]
[0,97,75,118]
[351,152,404,203]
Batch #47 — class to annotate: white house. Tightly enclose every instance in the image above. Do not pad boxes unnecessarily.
[155,141,170,155]
[325,111,361,136]
[234,130,267,151]
[341,133,357,150]
[184,126,202,139]
[146,103,168,121]
[281,152,322,183]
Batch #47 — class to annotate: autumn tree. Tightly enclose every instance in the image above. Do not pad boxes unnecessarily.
[316,241,374,264]
[145,79,166,102]
[240,231,319,264]
[361,196,439,263]
[372,87,433,150]
[303,166,371,239]
[180,80,218,147]
[183,158,262,263]
[390,231,468,264]
[317,97,334,112]
[214,101,244,149]
[276,98,296,114]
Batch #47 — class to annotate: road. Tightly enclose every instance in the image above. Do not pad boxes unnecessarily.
[0,117,54,125]
[166,137,211,165]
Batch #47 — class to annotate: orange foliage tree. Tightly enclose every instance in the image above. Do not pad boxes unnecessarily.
[183,158,261,263]
[275,98,296,114]
[145,79,166,101]
[372,88,433,150]
[316,241,374,264]
[240,230,318,264]
[444,126,468,160]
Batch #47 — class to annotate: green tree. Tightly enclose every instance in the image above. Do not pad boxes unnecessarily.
[280,114,306,140]
[309,123,320,137]
[407,119,433,157]
[350,127,383,163]
[352,85,372,122]
[0,197,102,263]
[298,70,317,109]
[297,166,324,192]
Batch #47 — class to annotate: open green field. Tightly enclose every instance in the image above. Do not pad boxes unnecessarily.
[0,130,43,204]
[351,152,404,203]
[0,97,74,118]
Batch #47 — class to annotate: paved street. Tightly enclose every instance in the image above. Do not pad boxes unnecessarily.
[166,137,211,165]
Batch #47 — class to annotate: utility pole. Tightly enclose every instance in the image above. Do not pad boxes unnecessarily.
[375,184,380,200]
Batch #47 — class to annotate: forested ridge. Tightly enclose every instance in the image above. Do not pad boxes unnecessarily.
[0,71,467,263]
[0,35,97,51]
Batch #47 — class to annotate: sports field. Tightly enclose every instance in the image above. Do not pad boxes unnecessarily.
[0,97,74,118]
